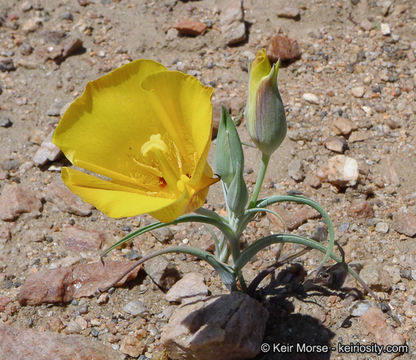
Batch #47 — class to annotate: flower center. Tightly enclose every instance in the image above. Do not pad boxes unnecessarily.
[141,134,191,195]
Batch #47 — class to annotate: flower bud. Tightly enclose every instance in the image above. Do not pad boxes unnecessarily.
[245,49,287,156]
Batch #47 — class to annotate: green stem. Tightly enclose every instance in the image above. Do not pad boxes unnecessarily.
[99,246,234,292]
[249,153,270,209]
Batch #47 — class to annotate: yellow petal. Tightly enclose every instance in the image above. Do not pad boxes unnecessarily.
[54,59,217,222]
[142,71,214,173]
[249,49,272,103]
[53,59,168,181]
[61,167,176,219]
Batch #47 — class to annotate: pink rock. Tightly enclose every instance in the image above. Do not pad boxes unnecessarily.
[62,37,83,59]
[219,0,244,25]
[161,292,268,360]
[360,307,405,346]
[0,223,11,242]
[277,7,300,20]
[359,261,392,292]
[19,261,141,305]
[219,0,246,46]
[332,117,357,136]
[0,295,11,312]
[0,324,123,360]
[347,199,374,220]
[323,136,348,153]
[120,331,147,357]
[62,225,105,252]
[0,167,7,180]
[0,184,42,221]
[174,19,207,36]
[267,35,301,62]
[166,272,209,303]
[143,256,180,290]
[348,130,368,143]
[285,207,320,230]
[45,180,93,216]
[393,212,416,237]
[268,206,321,231]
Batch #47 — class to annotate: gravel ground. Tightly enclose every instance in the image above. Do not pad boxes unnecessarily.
[0,0,415,359]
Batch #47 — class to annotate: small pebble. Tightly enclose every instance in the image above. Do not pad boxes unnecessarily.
[0,117,12,128]
[61,12,74,21]
[124,250,141,261]
[351,86,365,98]
[123,300,148,317]
[380,23,391,36]
[302,93,320,104]
[375,222,389,233]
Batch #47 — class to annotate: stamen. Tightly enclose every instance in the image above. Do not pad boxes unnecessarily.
[141,134,181,193]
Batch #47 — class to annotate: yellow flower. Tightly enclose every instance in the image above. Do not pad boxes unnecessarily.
[245,49,286,156]
[53,60,218,222]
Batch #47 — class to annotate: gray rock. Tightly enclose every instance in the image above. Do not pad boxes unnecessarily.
[0,58,15,72]
[123,300,148,317]
[20,42,34,56]
[288,159,304,181]
[61,12,74,21]
[166,272,209,303]
[311,225,328,242]
[33,129,62,165]
[150,227,174,243]
[47,99,66,117]
[161,292,268,360]
[143,256,180,290]
[0,116,12,128]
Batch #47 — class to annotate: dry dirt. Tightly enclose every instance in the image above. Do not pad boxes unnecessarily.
[0,0,416,359]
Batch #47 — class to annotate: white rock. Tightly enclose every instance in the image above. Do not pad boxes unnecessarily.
[33,130,62,166]
[123,300,148,317]
[349,300,373,317]
[380,23,391,36]
[375,222,389,233]
[317,155,359,187]
[351,86,365,98]
[302,93,320,104]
